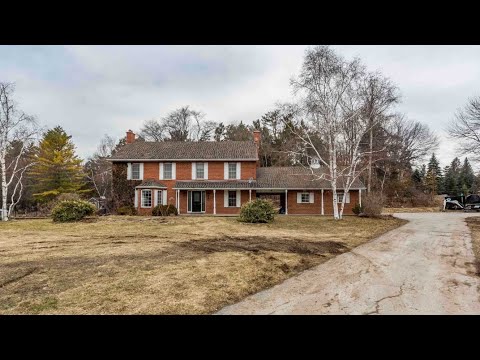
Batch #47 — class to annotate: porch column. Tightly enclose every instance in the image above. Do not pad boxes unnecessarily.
[285,189,288,215]
[359,189,362,207]
[213,189,216,215]
[177,190,180,215]
[249,189,252,201]
[321,189,324,215]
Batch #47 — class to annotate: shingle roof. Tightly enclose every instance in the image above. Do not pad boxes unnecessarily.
[110,141,258,161]
[255,167,366,190]
[172,167,365,190]
[174,181,256,189]
[135,180,167,188]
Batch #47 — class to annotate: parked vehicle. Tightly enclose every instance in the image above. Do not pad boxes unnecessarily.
[443,194,480,211]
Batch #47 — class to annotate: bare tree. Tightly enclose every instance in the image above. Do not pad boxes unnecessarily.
[361,73,400,193]
[140,106,217,142]
[85,134,116,199]
[288,46,374,219]
[448,96,480,161]
[0,82,39,221]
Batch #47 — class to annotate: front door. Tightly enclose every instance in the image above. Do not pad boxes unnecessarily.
[192,191,202,212]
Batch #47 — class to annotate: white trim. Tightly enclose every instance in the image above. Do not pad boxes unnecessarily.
[204,162,208,180]
[298,192,311,204]
[213,189,216,214]
[224,162,228,180]
[285,189,288,215]
[127,163,132,180]
[249,189,252,201]
[359,189,362,207]
[236,162,241,180]
[172,162,176,180]
[236,190,241,207]
[309,192,314,203]
[224,190,229,207]
[191,162,196,180]
[159,163,164,180]
[162,190,168,205]
[321,189,324,215]
[139,163,144,180]
[134,189,138,208]
[154,190,158,206]
[141,189,152,208]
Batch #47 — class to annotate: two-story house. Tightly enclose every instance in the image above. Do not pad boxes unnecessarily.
[109,130,366,215]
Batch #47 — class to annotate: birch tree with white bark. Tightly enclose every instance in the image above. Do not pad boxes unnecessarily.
[0,82,39,221]
[288,46,397,219]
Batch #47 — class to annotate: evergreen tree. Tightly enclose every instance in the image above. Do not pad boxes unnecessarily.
[425,153,444,194]
[443,157,461,195]
[411,168,423,187]
[459,157,476,194]
[31,126,87,202]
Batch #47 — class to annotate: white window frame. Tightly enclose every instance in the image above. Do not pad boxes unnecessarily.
[141,189,152,208]
[196,162,205,179]
[128,162,143,180]
[224,190,241,208]
[163,163,173,180]
[337,192,350,204]
[228,163,237,179]
[300,192,310,203]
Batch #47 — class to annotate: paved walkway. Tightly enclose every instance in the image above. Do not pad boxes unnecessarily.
[217,213,480,315]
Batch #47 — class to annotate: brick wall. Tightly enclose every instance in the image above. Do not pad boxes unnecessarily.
[286,190,360,215]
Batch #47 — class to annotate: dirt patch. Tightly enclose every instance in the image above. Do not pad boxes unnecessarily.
[465,217,480,276]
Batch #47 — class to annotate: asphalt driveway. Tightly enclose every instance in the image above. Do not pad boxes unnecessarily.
[216,213,480,315]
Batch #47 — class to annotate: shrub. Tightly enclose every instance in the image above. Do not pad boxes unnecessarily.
[352,203,363,215]
[51,200,96,222]
[360,193,385,218]
[152,204,178,216]
[239,199,276,223]
[116,205,136,215]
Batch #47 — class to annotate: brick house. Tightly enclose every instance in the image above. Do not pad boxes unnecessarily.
[109,130,366,215]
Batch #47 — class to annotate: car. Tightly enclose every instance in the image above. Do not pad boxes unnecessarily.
[464,194,480,212]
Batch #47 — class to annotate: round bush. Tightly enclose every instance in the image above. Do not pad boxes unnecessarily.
[117,205,136,216]
[152,204,178,216]
[51,200,96,222]
[239,199,276,223]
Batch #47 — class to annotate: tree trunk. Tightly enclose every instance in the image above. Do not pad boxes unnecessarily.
[331,141,340,220]
[367,119,373,193]
[1,154,8,221]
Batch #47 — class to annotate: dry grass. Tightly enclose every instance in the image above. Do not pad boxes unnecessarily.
[383,207,441,214]
[0,215,406,314]
[465,217,480,276]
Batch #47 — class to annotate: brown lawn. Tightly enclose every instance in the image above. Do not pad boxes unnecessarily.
[0,215,406,314]
[383,207,441,214]
[465,216,480,276]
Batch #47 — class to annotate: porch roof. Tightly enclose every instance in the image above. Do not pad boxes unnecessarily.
[173,181,256,189]
[135,180,168,189]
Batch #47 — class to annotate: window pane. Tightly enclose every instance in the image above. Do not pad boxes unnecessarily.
[157,190,162,205]
[228,163,237,179]
[142,190,152,207]
[196,163,204,179]
[301,193,309,203]
[228,191,236,207]
[164,163,172,179]
[132,163,140,180]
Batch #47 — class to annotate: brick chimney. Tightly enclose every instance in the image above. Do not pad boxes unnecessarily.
[126,129,135,144]
[253,130,261,167]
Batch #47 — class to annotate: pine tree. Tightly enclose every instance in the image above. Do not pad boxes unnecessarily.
[459,157,476,194]
[425,153,444,194]
[31,126,87,202]
[443,157,462,195]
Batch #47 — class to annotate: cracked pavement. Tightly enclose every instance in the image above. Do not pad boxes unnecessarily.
[216,213,480,315]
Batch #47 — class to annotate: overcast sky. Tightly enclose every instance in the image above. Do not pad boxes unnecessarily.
[1,45,479,168]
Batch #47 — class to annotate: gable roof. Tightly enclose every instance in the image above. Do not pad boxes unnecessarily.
[255,167,366,189]
[109,141,258,161]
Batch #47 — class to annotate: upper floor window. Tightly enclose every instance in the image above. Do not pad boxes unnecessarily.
[164,163,173,179]
[131,163,141,180]
[228,163,237,179]
[196,163,205,179]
